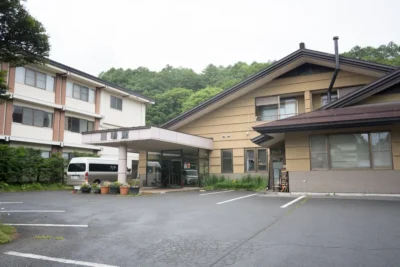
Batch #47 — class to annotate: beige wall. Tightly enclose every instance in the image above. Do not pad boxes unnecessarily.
[176,70,376,175]
[357,92,400,105]
[285,124,400,193]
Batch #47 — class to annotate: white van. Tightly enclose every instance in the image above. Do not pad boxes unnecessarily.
[66,157,119,185]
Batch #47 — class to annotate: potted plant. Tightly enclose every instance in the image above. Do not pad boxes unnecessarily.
[100,181,111,194]
[109,181,120,195]
[80,183,91,194]
[91,183,100,194]
[119,182,130,195]
[129,179,140,195]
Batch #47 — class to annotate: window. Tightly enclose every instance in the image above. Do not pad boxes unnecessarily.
[40,151,50,159]
[89,163,118,172]
[310,132,392,170]
[310,135,328,169]
[23,68,54,91]
[62,152,73,160]
[110,95,123,110]
[245,148,268,172]
[101,132,107,141]
[68,163,86,172]
[65,117,94,133]
[12,105,53,128]
[111,131,118,139]
[321,93,338,106]
[221,150,233,173]
[256,96,298,121]
[71,83,95,103]
[371,132,392,168]
[121,130,129,139]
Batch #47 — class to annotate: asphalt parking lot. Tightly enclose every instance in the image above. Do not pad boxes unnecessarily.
[0,190,399,267]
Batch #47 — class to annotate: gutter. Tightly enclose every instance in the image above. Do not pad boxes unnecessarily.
[327,36,340,103]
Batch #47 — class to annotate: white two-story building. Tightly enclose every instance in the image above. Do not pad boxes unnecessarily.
[0,61,154,174]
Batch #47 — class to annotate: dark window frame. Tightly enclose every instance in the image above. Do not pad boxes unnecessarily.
[12,105,53,128]
[110,95,123,111]
[309,131,393,170]
[24,68,47,90]
[221,149,233,173]
[244,148,268,173]
[65,116,94,133]
[255,96,298,121]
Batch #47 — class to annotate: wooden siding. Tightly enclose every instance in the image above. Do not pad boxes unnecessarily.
[177,70,376,175]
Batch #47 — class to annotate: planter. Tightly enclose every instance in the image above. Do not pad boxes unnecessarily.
[81,187,91,193]
[129,187,140,195]
[92,188,101,194]
[120,187,129,195]
[100,186,109,194]
[109,187,119,195]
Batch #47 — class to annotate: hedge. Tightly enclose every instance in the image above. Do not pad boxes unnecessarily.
[0,145,98,183]
[202,174,267,191]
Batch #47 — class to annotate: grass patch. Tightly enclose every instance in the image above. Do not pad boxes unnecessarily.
[35,235,53,240]
[0,224,17,244]
[203,174,267,191]
[0,182,73,192]
[35,235,64,240]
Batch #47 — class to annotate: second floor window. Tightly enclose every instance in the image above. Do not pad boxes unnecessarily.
[110,95,123,110]
[70,83,95,103]
[12,105,53,128]
[256,96,298,121]
[17,67,55,91]
[321,93,338,106]
[65,117,94,133]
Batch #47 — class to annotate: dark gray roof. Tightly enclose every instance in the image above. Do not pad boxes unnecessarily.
[253,102,400,134]
[48,59,155,103]
[161,48,397,129]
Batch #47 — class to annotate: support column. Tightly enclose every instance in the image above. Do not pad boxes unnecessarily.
[118,145,127,183]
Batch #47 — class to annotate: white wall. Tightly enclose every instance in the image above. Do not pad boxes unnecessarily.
[14,83,55,104]
[11,123,53,141]
[64,131,82,144]
[100,90,144,127]
[65,97,96,114]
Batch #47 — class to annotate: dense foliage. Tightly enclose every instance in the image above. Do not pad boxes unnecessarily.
[342,42,400,67]
[99,62,272,126]
[203,174,267,191]
[99,42,400,126]
[0,145,97,183]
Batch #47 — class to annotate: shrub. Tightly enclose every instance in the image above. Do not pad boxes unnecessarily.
[202,174,267,191]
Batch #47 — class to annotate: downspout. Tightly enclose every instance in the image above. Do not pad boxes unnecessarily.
[327,36,340,103]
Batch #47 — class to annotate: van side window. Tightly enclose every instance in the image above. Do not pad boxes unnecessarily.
[89,163,119,172]
[68,163,86,172]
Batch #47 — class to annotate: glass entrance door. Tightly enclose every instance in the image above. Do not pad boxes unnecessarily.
[161,150,182,188]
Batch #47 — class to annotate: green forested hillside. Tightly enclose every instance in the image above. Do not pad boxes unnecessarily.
[99,42,400,126]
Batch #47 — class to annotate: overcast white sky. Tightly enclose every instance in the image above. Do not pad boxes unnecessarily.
[25,0,400,76]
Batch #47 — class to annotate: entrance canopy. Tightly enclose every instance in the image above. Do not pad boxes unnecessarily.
[82,126,213,152]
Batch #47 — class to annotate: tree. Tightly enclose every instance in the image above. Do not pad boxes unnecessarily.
[182,86,223,112]
[0,0,50,96]
[146,88,193,126]
[342,42,400,66]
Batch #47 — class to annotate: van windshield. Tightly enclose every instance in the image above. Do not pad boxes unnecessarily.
[68,163,86,172]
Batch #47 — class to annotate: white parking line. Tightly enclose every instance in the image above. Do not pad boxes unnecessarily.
[216,194,257,205]
[199,190,234,196]
[280,195,306,208]
[4,251,119,267]
[0,210,65,213]
[4,223,88,227]
[0,202,23,204]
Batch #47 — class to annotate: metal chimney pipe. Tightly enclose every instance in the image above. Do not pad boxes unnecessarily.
[327,36,340,104]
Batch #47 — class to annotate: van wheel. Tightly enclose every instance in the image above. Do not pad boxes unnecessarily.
[93,179,101,184]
